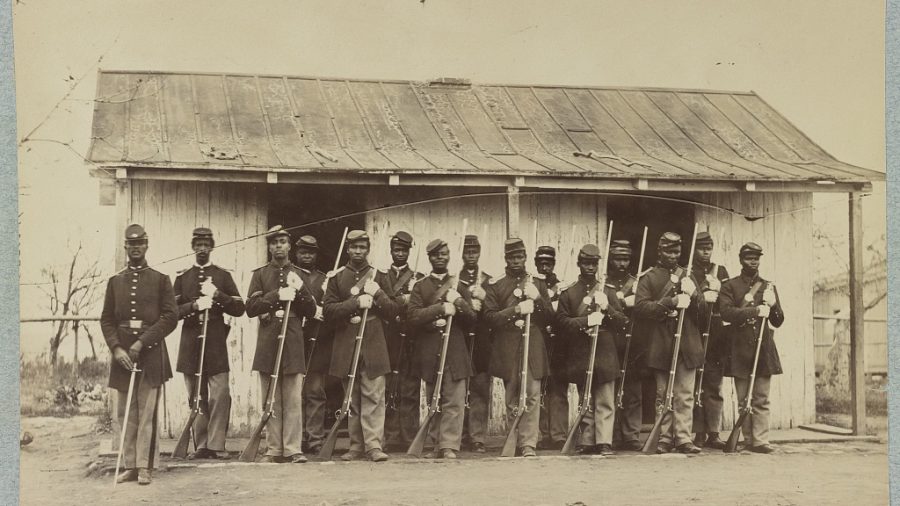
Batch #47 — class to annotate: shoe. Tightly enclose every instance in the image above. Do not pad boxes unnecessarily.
[187,448,214,460]
[115,469,138,484]
[137,468,151,485]
[574,445,591,455]
[705,433,726,450]
[423,451,438,459]
[341,451,364,462]
[655,442,673,454]
[693,433,707,447]
[289,453,308,464]
[596,444,615,456]
[472,442,486,453]
[676,442,702,454]
[520,446,537,458]
[258,455,279,463]
[441,449,458,460]
[367,449,389,462]
[621,440,643,452]
[212,451,231,460]
[749,444,775,454]
[307,443,323,455]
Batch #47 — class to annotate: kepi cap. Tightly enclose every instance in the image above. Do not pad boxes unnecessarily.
[695,231,714,248]
[265,225,291,243]
[296,235,318,250]
[426,238,447,255]
[609,239,632,258]
[739,242,764,257]
[191,227,214,243]
[346,230,369,244]
[535,245,556,260]
[578,243,601,262]
[124,224,148,242]
[504,238,526,255]
[463,235,481,248]
[390,231,413,249]
[658,232,682,251]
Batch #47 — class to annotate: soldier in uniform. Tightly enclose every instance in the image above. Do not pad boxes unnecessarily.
[294,235,328,455]
[606,239,644,451]
[690,231,731,449]
[557,244,628,455]
[719,242,784,454]
[634,232,709,454]
[407,238,476,459]
[483,238,551,458]
[101,224,178,485]
[458,235,492,453]
[173,227,246,460]
[323,230,399,462]
[378,231,424,452]
[246,225,317,464]
[534,246,568,451]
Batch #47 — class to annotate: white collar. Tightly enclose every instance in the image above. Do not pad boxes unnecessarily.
[194,261,212,269]
[430,271,449,280]
[392,264,408,273]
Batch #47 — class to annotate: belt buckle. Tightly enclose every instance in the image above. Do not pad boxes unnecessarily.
[434,318,446,328]
[350,315,361,324]
[128,320,142,329]
[514,319,525,329]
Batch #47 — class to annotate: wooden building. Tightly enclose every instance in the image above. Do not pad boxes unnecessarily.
[87,70,881,436]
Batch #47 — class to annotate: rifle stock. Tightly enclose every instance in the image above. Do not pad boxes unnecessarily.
[240,412,272,462]
[723,314,768,453]
[501,311,531,458]
[501,414,523,457]
[172,411,198,459]
[407,411,436,457]
[173,309,210,459]
[724,411,748,453]
[643,410,668,453]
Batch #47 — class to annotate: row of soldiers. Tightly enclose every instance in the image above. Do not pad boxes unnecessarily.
[101,222,785,485]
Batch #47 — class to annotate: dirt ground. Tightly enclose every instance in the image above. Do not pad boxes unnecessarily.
[20,416,889,506]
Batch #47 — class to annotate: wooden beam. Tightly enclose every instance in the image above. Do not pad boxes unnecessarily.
[848,192,866,435]
[506,186,520,239]
[110,175,131,452]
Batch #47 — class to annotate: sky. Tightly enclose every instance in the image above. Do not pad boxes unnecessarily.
[12,0,886,356]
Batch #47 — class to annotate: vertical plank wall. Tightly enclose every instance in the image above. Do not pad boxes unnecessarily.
[695,192,815,430]
[130,180,268,437]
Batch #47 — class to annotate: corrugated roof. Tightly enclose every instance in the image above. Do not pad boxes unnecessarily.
[87,70,883,183]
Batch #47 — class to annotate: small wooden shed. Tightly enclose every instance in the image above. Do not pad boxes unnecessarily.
[87,70,881,436]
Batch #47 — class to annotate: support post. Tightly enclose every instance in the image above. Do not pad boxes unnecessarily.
[109,173,132,451]
[506,186,520,239]
[848,192,866,435]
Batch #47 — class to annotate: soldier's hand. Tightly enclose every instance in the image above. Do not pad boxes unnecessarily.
[523,283,540,300]
[113,347,134,371]
[446,289,462,304]
[286,272,304,291]
[757,305,770,318]
[594,292,609,311]
[358,293,374,309]
[196,296,213,311]
[517,299,534,315]
[364,280,380,296]
[680,277,696,296]
[278,287,297,301]
[703,291,718,304]
[400,293,411,304]
[624,295,636,308]
[200,279,217,297]
[443,302,456,316]
[471,298,483,312]
[127,340,143,363]
[675,293,691,309]
[587,311,604,327]
[472,286,486,300]
[314,305,324,321]
[707,276,721,292]
[763,288,777,306]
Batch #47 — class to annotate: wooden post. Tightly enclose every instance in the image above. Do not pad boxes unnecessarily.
[848,192,866,435]
[506,186,520,239]
[109,172,132,452]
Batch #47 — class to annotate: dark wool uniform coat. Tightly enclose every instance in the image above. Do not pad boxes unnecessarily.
[406,274,476,383]
[556,277,629,386]
[719,273,785,378]
[174,264,245,376]
[100,264,178,391]
[633,265,710,372]
[535,273,567,372]
[323,263,401,379]
[298,267,332,374]
[483,269,551,383]
[606,273,644,368]
[458,268,492,373]
[246,262,317,376]
[374,265,424,375]
[691,262,730,368]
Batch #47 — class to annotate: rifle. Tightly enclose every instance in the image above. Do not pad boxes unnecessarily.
[692,262,718,413]
[239,299,293,462]
[724,288,771,453]
[305,227,348,371]
[319,302,372,459]
[172,308,210,459]
[642,224,699,454]
[561,220,614,455]
[463,223,487,409]
[616,226,648,409]
[112,362,140,488]
[388,241,422,412]
[408,220,469,456]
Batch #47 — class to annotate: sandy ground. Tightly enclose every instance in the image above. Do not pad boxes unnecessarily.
[20,416,889,506]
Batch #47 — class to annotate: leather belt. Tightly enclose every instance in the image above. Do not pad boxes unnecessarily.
[119,321,147,329]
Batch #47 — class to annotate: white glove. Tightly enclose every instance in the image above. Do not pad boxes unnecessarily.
[443,302,456,316]
[517,299,534,315]
[358,293,374,309]
[472,286,486,300]
[446,289,462,304]
[594,292,609,311]
[757,305,770,318]
[587,311,604,327]
[363,280,379,296]
[314,305,324,321]
[703,291,719,304]
[624,295,636,308]
[675,293,691,309]
[286,271,304,291]
[763,288,777,306]
[200,279,216,297]
[278,287,296,301]
[471,299,483,312]
[196,296,213,311]
[524,283,540,300]
[680,277,696,296]
[707,276,721,292]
